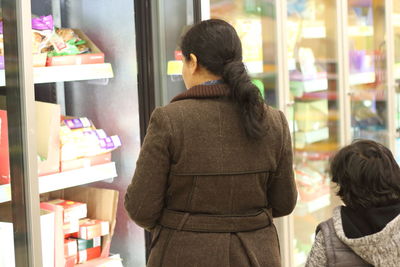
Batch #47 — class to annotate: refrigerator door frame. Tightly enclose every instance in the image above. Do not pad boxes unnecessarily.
[3,0,42,266]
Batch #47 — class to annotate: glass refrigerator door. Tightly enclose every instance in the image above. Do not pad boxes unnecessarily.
[347,0,388,145]
[1,0,42,266]
[209,0,279,107]
[394,0,400,161]
[154,0,197,106]
[286,0,340,265]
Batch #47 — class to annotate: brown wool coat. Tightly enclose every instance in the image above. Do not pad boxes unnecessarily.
[125,83,297,267]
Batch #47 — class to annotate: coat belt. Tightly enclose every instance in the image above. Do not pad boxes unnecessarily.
[159,209,272,233]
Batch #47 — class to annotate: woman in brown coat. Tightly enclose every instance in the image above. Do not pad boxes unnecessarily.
[125,19,297,267]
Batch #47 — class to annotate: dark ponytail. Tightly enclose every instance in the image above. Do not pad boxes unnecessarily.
[181,19,265,139]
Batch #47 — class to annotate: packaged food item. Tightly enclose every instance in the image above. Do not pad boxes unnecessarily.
[45,199,87,224]
[77,246,101,263]
[63,117,91,129]
[72,219,109,240]
[64,238,77,257]
[74,236,101,251]
[63,218,79,235]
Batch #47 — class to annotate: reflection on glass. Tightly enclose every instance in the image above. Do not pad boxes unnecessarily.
[287,0,340,265]
[394,0,400,161]
[348,0,387,145]
[210,0,278,107]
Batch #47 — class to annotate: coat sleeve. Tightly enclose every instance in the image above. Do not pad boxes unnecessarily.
[267,110,298,217]
[124,107,171,231]
[305,231,328,267]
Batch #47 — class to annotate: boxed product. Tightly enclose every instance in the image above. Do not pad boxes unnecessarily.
[63,219,79,235]
[0,110,10,185]
[36,101,60,176]
[77,246,102,264]
[74,255,123,267]
[46,29,105,66]
[294,99,328,132]
[45,199,87,224]
[43,186,118,262]
[64,238,77,257]
[60,152,112,172]
[75,236,101,251]
[72,219,110,240]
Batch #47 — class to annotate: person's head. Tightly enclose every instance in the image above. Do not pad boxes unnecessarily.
[180,19,265,139]
[330,139,400,209]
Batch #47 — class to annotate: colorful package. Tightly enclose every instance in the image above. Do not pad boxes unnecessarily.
[72,219,109,240]
[75,236,101,251]
[77,246,101,263]
[45,199,87,223]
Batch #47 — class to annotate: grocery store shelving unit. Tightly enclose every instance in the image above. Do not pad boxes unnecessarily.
[0,63,114,86]
[0,162,117,203]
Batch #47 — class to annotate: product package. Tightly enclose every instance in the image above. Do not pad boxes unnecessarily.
[0,110,10,185]
[45,199,87,224]
[64,238,78,257]
[77,246,102,264]
[75,236,101,251]
[72,219,110,240]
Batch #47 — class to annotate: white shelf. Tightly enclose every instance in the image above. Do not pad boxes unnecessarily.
[348,25,374,37]
[349,71,375,85]
[0,162,117,203]
[0,63,114,86]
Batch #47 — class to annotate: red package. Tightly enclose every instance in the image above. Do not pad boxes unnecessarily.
[0,110,10,185]
[72,219,109,240]
[46,199,87,223]
[77,246,101,263]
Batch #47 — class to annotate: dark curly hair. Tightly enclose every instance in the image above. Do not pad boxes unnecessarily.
[180,19,265,139]
[330,139,400,209]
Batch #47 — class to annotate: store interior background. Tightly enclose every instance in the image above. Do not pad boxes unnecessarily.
[1,0,400,266]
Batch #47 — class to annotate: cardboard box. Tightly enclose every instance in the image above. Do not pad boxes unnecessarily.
[64,238,77,257]
[60,152,112,173]
[1,205,56,267]
[77,246,101,264]
[46,29,105,66]
[75,237,101,251]
[44,186,119,260]
[45,199,87,224]
[0,110,10,185]
[63,219,79,235]
[36,101,60,176]
[72,219,109,240]
[40,202,65,267]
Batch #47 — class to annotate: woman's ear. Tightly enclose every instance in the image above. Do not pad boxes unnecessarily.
[188,53,198,74]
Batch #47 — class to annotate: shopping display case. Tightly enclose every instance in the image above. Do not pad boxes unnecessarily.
[2,0,400,266]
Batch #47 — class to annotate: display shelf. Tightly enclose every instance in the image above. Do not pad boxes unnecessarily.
[0,162,117,203]
[349,71,375,85]
[348,25,373,37]
[0,63,114,86]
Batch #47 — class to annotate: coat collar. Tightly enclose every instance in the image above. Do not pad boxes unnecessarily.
[171,83,230,102]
